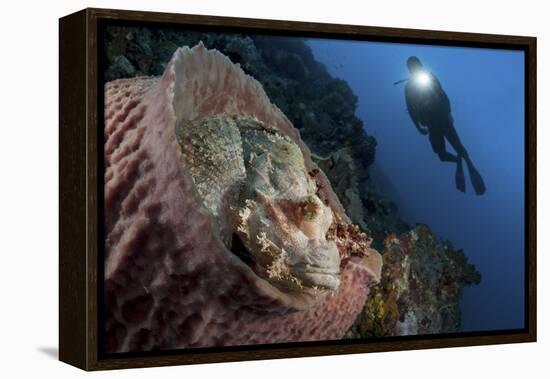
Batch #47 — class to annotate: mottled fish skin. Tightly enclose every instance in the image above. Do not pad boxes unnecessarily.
[176,115,246,246]
[177,115,341,292]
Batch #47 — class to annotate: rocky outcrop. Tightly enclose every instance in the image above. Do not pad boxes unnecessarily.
[346,225,481,338]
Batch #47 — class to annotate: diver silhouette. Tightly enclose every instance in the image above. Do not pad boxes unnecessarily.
[396,56,486,195]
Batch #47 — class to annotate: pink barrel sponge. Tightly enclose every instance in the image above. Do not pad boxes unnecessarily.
[103,42,382,353]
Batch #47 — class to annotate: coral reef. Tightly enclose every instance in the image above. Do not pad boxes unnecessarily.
[345,225,481,338]
[103,43,382,352]
[103,27,482,339]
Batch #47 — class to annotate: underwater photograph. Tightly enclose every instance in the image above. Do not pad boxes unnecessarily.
[101,24,525,354]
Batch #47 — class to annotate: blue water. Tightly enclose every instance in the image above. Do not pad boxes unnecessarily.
[307,39,525,332]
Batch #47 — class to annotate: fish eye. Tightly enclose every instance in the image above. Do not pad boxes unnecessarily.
[300,196,321,221]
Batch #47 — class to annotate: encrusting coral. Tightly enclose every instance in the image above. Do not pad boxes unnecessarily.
[346,225,481,338]
[103,43,382,352]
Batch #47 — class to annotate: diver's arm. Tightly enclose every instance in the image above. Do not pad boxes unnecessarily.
[414,121,429,135]
[405,83,429,135]
[406,103,429,135]
[407,108,429,135]
[431,74,452,114]
[410,117,429,135]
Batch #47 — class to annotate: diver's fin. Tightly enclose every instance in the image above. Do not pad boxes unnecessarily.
[466,159,486,195]
[455,158,466,193]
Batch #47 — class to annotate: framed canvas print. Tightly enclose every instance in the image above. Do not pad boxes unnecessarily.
[59,8,536,371]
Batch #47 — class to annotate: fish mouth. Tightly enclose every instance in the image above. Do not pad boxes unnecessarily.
[289,264,341,290]
[290,264,340,276]
[230,233,340,291]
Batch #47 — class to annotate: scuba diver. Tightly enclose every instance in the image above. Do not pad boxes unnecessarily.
[395,56,486,195]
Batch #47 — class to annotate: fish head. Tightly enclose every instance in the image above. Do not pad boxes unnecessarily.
[235,134,341,293]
